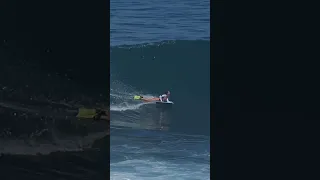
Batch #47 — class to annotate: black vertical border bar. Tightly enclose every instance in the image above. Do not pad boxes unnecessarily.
[210,0,316,179]
[211,0,224,179]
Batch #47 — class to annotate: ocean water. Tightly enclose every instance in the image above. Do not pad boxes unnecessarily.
[110,0,210,179]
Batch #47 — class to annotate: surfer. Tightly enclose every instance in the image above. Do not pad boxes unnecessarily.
[133,91,173,104]
[159,91,170,102]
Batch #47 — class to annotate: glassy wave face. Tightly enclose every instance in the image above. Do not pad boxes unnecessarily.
[110,40,210,134]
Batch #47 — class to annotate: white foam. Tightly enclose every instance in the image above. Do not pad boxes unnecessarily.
[110,102,153,112]
[110,135,210,180]
[110,79,157,112]
[110,156,210,180]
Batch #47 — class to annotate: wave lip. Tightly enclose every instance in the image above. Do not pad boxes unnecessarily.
[110,102,154,112]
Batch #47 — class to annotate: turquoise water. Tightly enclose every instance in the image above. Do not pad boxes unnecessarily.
[111,0,210,179]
